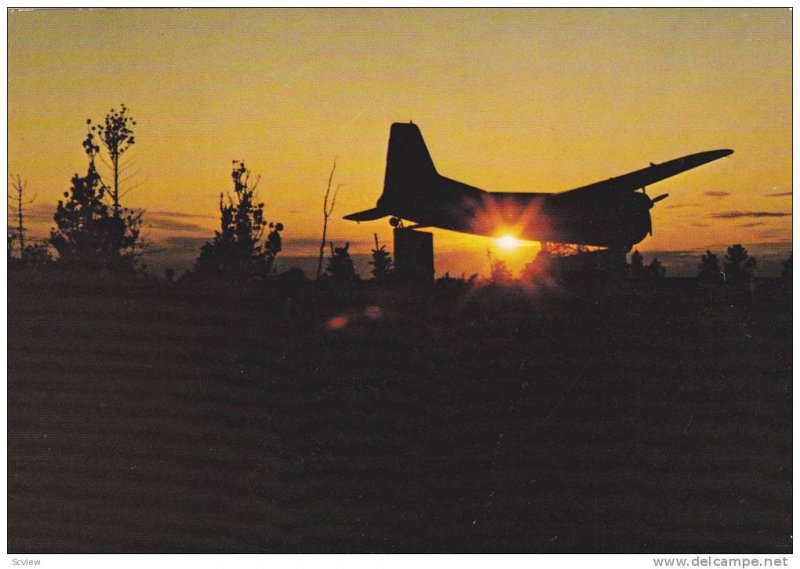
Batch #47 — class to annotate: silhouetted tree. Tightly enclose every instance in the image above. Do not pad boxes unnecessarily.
[7,232,16,263]
[780,255,792,283]
[629,249,645,279]
[6,232,49,269]
[521,250,551,283]
[50,163,132,269]
[195,161,283,282]
[724,244,756,285]
[20,242,51,267]
[490,258,512,283]
[647,258,666,279]
[277,267,308,288]
[90,106,143,263]
[88,104,136,216]
[316,159,343,280]
[698,250,724,284]
[326,241,358,283]
[435,272,478,297]
[8,174,36,263]
[50,118,142,269]
[369,233,393,281]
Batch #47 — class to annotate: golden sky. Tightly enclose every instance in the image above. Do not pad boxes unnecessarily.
[8,8,792,276]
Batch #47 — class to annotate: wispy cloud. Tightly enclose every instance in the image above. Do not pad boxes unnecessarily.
[145,219,212,233]
[144,219,213,234]
[642,248,709,259]
[12,202,56,222]
[160,236,210,250]
[738,222,765,228]
[144,211,217,233]
[711,211,791,219]
[764,192,792,197]
[751,239,792,249]
[703,191,729,198]
[147,210,217,220]
[757,230,792,241]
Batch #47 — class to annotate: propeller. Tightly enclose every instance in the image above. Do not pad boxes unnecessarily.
[647,194,668,236]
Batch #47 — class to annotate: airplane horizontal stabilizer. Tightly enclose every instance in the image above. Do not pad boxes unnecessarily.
[343,208,389,222]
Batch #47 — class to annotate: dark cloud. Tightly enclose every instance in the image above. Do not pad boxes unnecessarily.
[160,236,210,250]
[764,192,792,197]
[703,191,729,198]
[147,210,217,220]
[642,249,708,259]
[711,211,791,219]
[145,219,211,233]
[757,230,791,240]
[751,239,793,249]
[691,223,711,227]
[738,222,765,228]
[18,202,57,221]
[279,237,330,249]
[144,211,217,233]
[665,203,697,209]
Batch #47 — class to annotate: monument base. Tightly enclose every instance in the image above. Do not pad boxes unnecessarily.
[394,228,434,282]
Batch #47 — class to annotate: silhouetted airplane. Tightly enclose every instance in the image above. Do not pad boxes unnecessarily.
[345,123,733,251]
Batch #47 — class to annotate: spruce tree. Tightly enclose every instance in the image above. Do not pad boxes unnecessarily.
[195,161,282,282]
[369,233,393,281]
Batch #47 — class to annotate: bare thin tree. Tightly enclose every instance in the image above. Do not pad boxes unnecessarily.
[316,159,344,280]
[8,174,37,263]
[88,104,137,217]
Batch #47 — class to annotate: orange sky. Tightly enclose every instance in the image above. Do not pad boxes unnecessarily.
[8,8,792,277]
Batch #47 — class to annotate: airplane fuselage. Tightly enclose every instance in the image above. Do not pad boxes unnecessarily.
[345,123,732,251]
[378,176,652,248]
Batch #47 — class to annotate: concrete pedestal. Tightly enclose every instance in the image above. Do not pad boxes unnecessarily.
[394,228,434,282]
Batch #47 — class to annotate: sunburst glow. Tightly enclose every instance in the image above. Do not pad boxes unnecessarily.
[496,235,521,251]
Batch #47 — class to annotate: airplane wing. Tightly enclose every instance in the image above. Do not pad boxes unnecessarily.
[557,149,733,197]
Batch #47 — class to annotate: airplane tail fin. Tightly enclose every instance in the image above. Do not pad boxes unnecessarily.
[343,122,439,223]
[380,122,438,208]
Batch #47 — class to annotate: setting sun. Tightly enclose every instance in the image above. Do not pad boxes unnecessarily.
[496,235,521,251]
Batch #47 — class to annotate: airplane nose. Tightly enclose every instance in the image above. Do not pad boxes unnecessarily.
[644,194,667,236]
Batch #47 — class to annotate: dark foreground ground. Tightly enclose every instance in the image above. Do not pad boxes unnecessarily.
[8,271,792,553]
